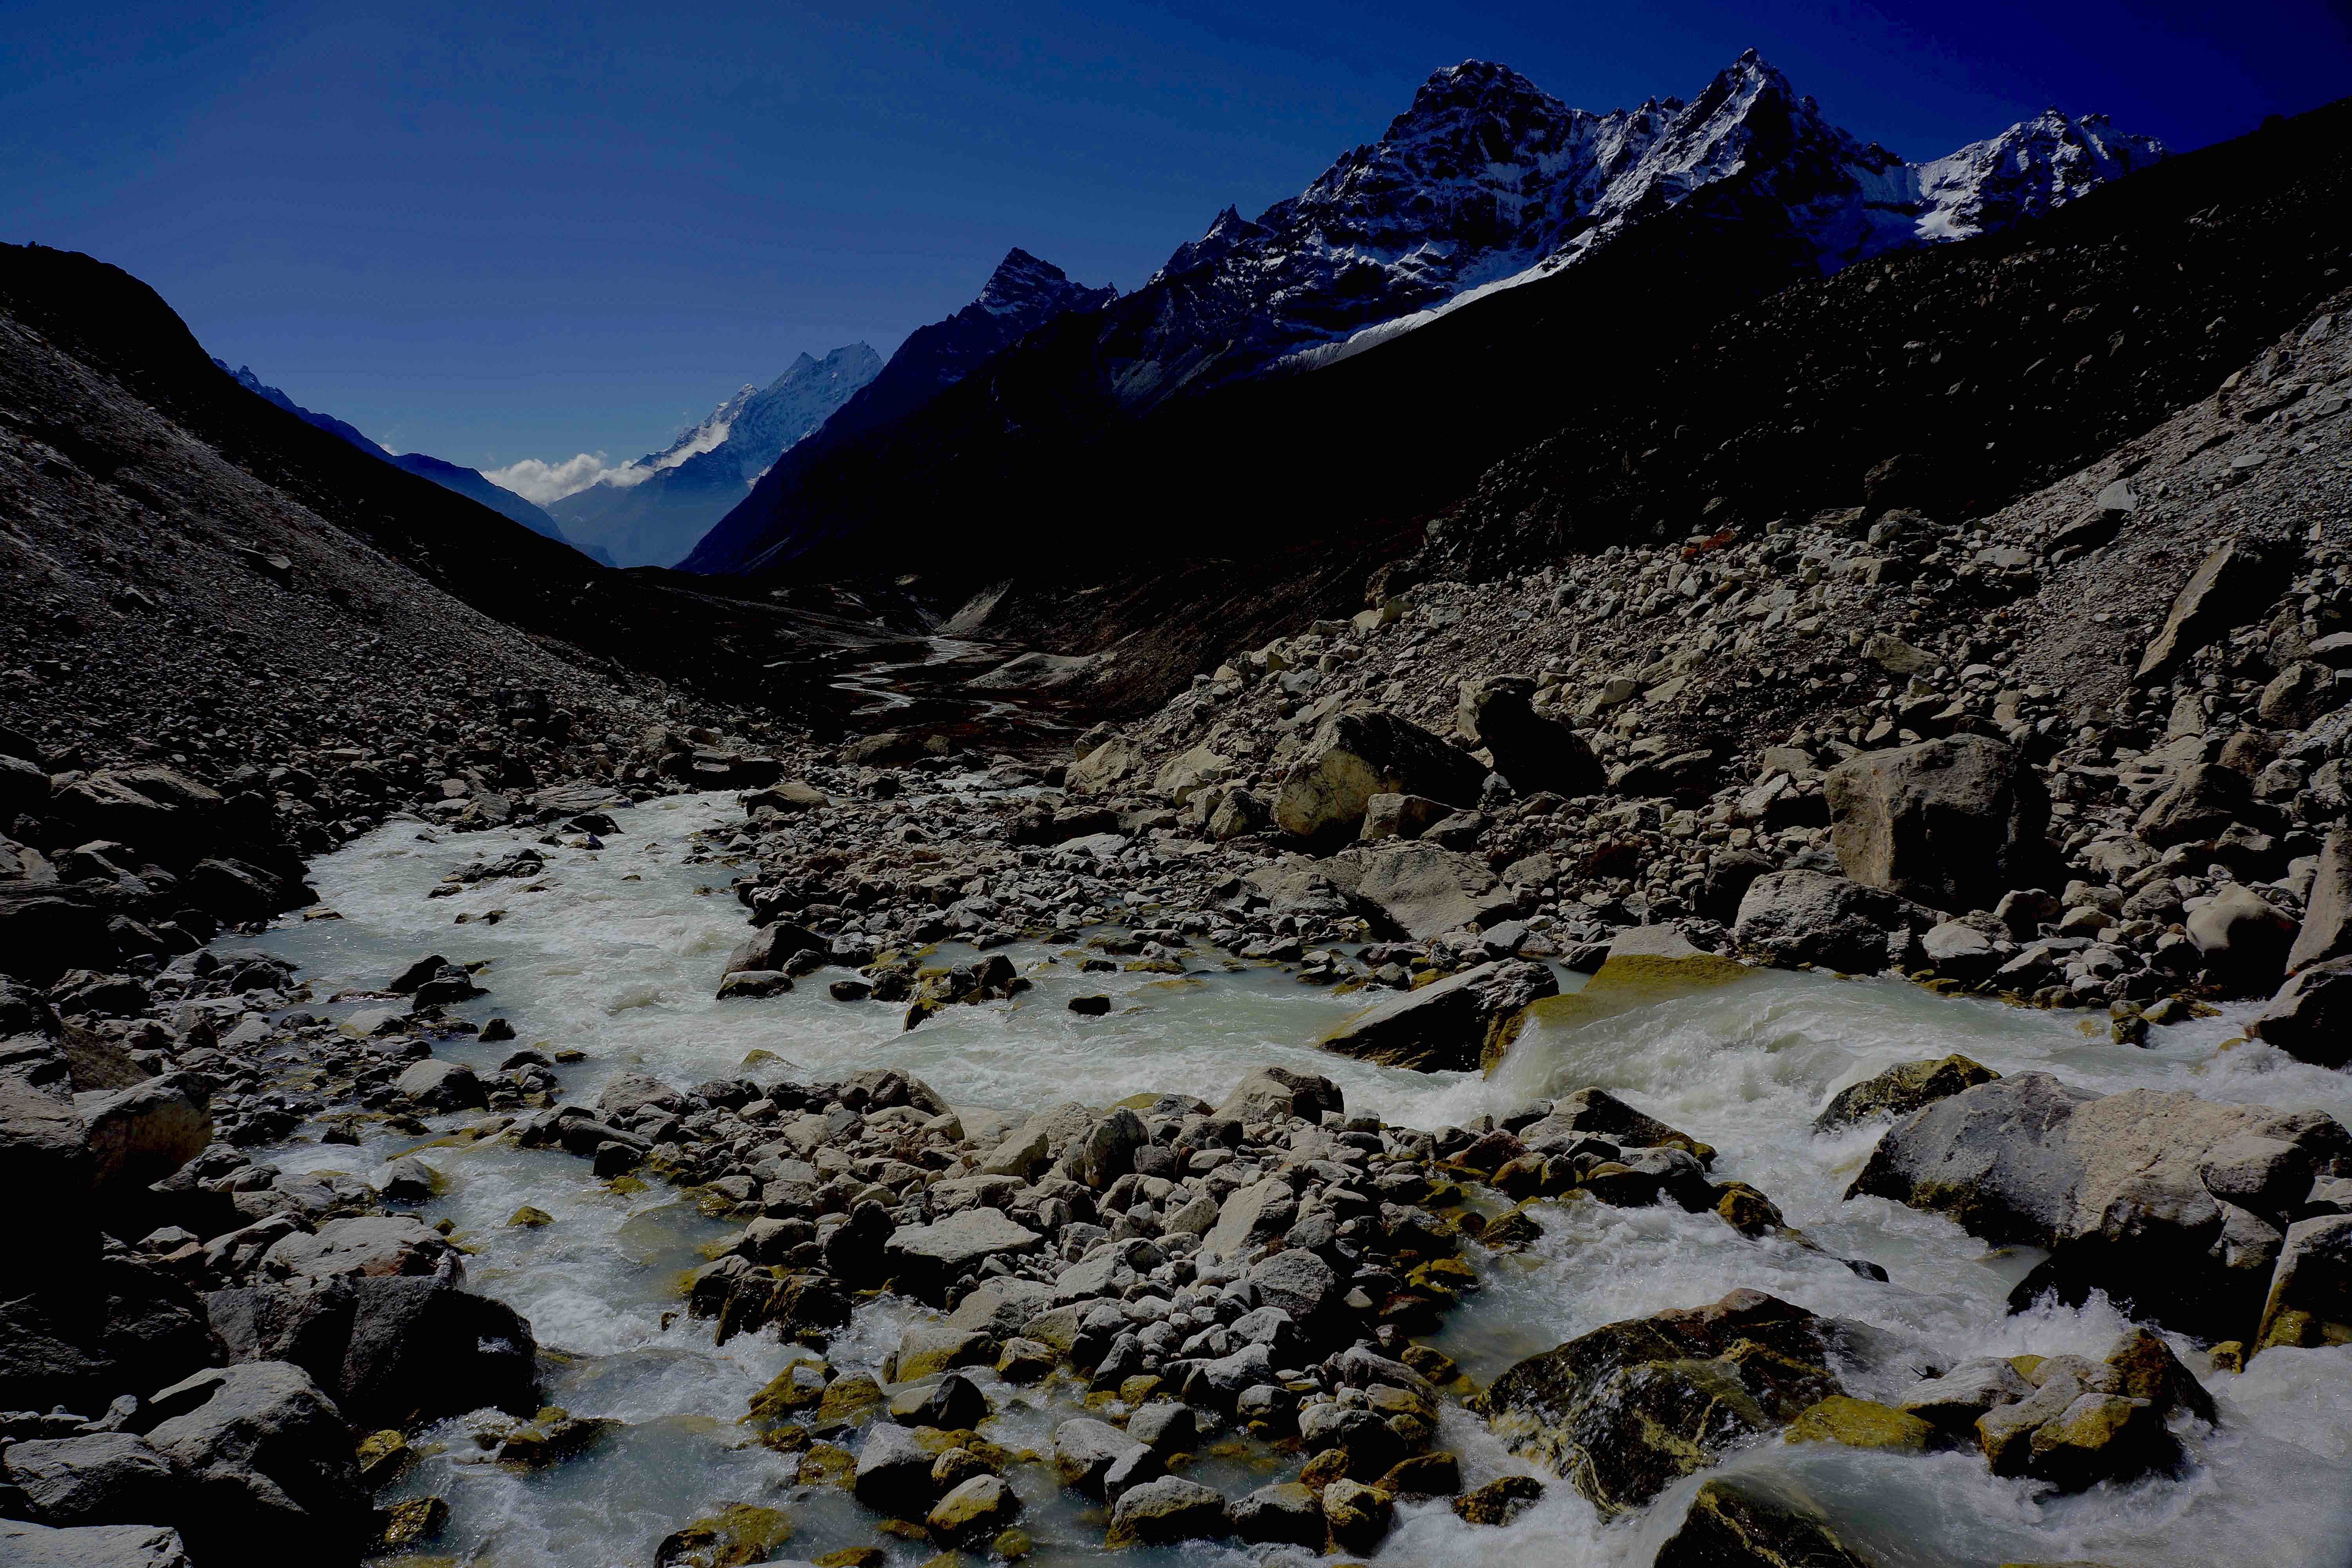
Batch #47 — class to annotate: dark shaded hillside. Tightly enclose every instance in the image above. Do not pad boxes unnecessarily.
[687,171,1841,584]
[0,243,889,727]
[1431,96,2352,579]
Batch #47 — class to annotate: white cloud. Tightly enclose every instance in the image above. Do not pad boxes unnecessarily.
[481,451,657,505]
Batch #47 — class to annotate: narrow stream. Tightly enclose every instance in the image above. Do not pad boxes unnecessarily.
[221,792,2352,1568]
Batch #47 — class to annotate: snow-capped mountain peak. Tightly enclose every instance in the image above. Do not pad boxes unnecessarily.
[1129,52,2163,385]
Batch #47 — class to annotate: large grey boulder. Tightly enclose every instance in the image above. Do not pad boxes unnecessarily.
[392,1058,486,1112]
[1212,1067,1341,1125]
[2248,955,2352,1067]
[261,1215,460,1282]
[0,1520,190,1568]
[1071,1107,1148,1189]
[1,1037,91,1257]
[1103,1475,1227,1547]
[2136,760,2257,847]
[1,1433,187,1529]
[1329,840,1517,939]
[1847,1072,2352,1339]
[74,1073,209,1198]
[2187,883,2297,994]
[1053,1417,1159,1498]
[2287,827,2352,975]
[1198,1179,1299,1264]
[2134,538,2290,684]
[1733,870,1935,971]
[142,1361,367,1558]
[205,1271,538,1428]
[883,1207,1041,1302]
[1319,959,1557,1073]
[2256,1214,2352,1354]
[1825,735,2047,911]
[1457,676,1603,797]
[1274,707,1487,842]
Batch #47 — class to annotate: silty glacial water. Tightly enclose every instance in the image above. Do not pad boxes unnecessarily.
[220,789,2352,1568]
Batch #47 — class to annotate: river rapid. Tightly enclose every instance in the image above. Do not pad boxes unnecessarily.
[219,789,2352,1568]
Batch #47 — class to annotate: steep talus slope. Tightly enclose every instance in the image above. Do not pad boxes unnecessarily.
[549,343,880,566]
[0,244,915,733]
[213,358,584,548]
[690,53,2156,584]
[1428,97,2352,582]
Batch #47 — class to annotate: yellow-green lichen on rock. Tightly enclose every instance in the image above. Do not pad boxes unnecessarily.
[1495,927,1751,1074]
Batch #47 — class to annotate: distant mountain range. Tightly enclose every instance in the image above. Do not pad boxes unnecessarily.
[547,343,880,568]
[206,359,600,559]
[679,52,2163,582]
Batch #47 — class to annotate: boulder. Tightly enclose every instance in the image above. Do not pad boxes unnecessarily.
[1359,793,1449,842]
[1318,958,1557,1073]
[0,1521,191,1568]
[74,1074,209,1198]
[927,1474,1019,1544]
[1229,1481,1325,1548]
[2,1038,92,1255]
[1274,707,1487,842]
[0,1252,218,1413]
[1072,1107,1147,1189]
[1054,1418,1159,1498]
[1733,870,1935,971]
[1479,1290,1843,1515]
[1826,735,2047,911]
[142,1361,367,1558]
[262,1216,459,1283]
[1068,737,1147,797]
[2289,828,2352,975]
[852,1422,935,1507]
[1154,744,1232,806]
[1320,1477,1394,1553]
[2136,761,2257,847]
[1213,1067,1341,1125]
[1848,1072,2352,1338]
[2186,883,2296,993]
[1248,1249,1340,1327]
[1814,1055,1999,1132]
[722,923,825,980]
[51,768,224,858]
[393,1059,486,1113]
[1330,840,1516,939]
[206,1272,538,1428]
[2135,539,2291,683]
[1103,1476,1228,1548]
[2248,956,2352,1067]
[1,1433,187,1530]
[2255,1214,2352,1353]
[1456,676,1603,797]
[1518,1087,1714,1165]
[1654,1479,1874,1568]
[882,1207,1042,1301]
[1198,1179,1299,1264]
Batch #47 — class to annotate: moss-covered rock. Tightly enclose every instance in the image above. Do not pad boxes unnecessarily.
[654,1503,796,1568]
[1655,1479,1875,1568]
[1479,1290,1842,1515]
[1783,1395,1930,1453]
[1814,1055,1998,1131]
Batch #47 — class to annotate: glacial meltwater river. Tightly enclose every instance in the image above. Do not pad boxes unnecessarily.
[220,790,2352,1568]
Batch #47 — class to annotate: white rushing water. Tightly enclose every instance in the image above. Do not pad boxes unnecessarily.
[222,791,2352,1568]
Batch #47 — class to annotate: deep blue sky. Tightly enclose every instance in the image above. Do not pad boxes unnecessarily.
[5,0,2345,485]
